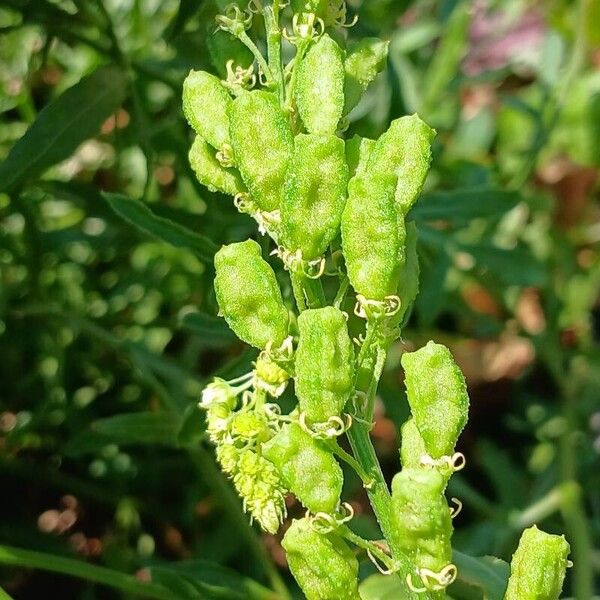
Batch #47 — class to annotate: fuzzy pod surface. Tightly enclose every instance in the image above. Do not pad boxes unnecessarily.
[281,133,349,260]
[341,173,403,301]
[401,341,469,458]
[189,136,245,196]
[296,34,345,135]
[214,239,288,349]
[282,517,360,600]
[263,422,343,514]
[504,525,570,600]
[182,70,232,151]
[228,90,294,212]
[295,307,354,424]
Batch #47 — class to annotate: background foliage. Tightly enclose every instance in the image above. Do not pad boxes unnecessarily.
[0,0,599,598]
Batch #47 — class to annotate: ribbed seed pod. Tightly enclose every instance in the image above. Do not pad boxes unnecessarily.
[341,174,402,301]
[228,90,294,211]
[505,525,570,600]
[401,341,469,459]
[295,307,354,424]
[189,136,245,196]
[345,135,375,179]
[182,70,232,151]
[282,517,361,600]
[391,468,453,574]
[391,220,420,325]
[281,133,349,260]
[344,38,389,114]
[399,418,427,471]
[263,423,343,514]
[367,114,435,215]
[214,240,289,349]
[296,34,345,135]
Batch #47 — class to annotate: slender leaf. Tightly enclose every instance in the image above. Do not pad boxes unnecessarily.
[412,189,521,225]
[451,551,509,600]
[65,412,181,455]
[180,311,236,346]
[0,544,176,600]
[0,66,127,193]
[104,193,218,263]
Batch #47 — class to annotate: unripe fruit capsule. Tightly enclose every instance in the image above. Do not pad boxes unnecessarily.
[214,239,288,349]
[281,133,349,260]
[282,517,361,600]
[262,422,343,514]
[189,136,245,196]
[296,34,345,135]
[182,70,232,151]
[401,341,469,459]
[295,307,354,425]
[228,90,294,212]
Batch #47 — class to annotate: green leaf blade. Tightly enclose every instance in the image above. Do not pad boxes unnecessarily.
[0,66,128,193]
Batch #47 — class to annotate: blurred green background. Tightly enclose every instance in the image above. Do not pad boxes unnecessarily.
[0,0,599,598]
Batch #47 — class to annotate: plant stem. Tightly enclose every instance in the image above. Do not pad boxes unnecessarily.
[0,544,174,600]
[327,440,375,487]
[264,6,285,105]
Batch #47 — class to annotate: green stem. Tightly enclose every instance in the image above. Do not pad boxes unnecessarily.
[0,587,14,600]
[284,40,309,110]
[238,31,275,87]
[327,440,375,487]
[290,271,307,311]
[290,271,326,311]
[339,526,396,572]
[0,544,174,600]
[264,6,285,104]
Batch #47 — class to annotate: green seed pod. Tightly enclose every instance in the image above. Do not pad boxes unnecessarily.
[399,418,427,471]
[505,525,570,600]
[344,38,389,114]
[281,134,349,260]
[401,341,469,459]
[391,468,452,574]
[341,174,402,301]
[345,135,375,179]
[229,90,294,211]
[295,307,354,424]
[206,28,254,79]
[214,240,289,349]
[263,423,343,514]
[296,34,345,135]
[367,114,435,215]
[282,517,360,600]
[189,136,245,196]
[182,70,232,151]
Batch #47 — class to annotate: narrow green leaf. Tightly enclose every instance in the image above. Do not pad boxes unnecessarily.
[104,193,218,263]
[179,311,236,346]
[0,544,176,600]
[411,189,521,225]
[65,412,181,455]
[0,66,127,193]
[451,551,509,600]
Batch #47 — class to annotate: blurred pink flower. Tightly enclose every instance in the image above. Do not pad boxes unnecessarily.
[463,1,546,76]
